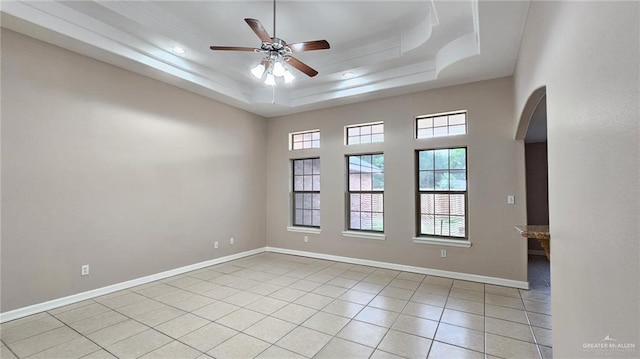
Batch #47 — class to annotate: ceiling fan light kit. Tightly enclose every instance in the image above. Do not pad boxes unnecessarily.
[209,0,330,87]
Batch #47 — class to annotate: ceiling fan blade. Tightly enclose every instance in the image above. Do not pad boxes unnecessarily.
[245,18,272,42]
[209,46,257,52]
[286,56,319,77]
[288,40,330,53]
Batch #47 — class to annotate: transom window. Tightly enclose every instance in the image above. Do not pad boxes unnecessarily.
[417,148,467,238]
[291,130,320,150]
[292,158,320,227]
[346,122,384,145]
[347,154,384,232]
[416,111,466,138]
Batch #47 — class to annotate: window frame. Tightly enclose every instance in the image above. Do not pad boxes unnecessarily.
[415,147,469,240]
[415,111,467,139]
[345,121,384,146]
[346,152,385,233]
[290,129,320,150]
[291,157,321,228]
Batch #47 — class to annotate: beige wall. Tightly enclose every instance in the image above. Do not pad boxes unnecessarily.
[266,77,528,282]
[514,2,639,357]
[0,30,267,312]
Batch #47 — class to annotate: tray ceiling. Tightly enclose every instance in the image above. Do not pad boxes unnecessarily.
[1,1,530,117]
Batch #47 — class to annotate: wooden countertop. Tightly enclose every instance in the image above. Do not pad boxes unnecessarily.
[515,225,550,240]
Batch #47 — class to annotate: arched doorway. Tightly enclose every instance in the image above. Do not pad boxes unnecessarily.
[517,87,551,291]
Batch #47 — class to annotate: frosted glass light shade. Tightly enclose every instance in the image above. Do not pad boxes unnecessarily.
[251,63,265,79]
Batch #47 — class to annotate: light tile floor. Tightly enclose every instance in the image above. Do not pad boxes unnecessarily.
[1,253,552,359]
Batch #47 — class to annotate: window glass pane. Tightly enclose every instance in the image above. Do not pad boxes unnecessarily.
[361,126,372,135]
[360,135,372,144]
[421,214,435,235]
[449,148,466,169]
[349,174,361,191]
[434,171,450,190]
[348,127,360,136]
[434,194,450,215]
[449,170,466,190]
[434,116,448,127]
[312,210,321,226]
[419,171,435,191]
[449,125,466,136]
[294,193,303,209]
[349,157,360,173]
[372,194,383,212]
[312,131,320,140]
[372,124,383,134]
[361,193,372,212]
[372,173,384,190]
[371,133,384,143]
[293,142,303,150]
[420,193,435,215]
[295,209,303,225]
[303,133,311,141]
[433,127,448,137]
[312,159,321,174]
[361,155,372,172]
[450,194,465,216]
[304,160,313,174]
[294,175,304,191]
[434,150,449,169]
[450,216,466,237]
[360,173,372,190]
[303,175,313,190]
[349,136,360,145]
[449,113,466,125]
[350,194,361,211]
[361,212,372,230]
[419,151,433,170]
[303,210,312,225]
[294,160,304,175]
[417,128,432,138]
[434,215,450,236]
[350,212,361,229]
[372,213,384,231]
[312,140,320,148]
[312,194,321,210]
[372,154,384,171]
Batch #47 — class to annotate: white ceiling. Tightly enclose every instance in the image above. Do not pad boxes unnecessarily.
[1,1,530,118]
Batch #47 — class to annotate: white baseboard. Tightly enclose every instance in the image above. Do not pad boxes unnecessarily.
[2,245,530,323]
[528,250,546,256]
[266,246,530,290]
[0,247,266,323]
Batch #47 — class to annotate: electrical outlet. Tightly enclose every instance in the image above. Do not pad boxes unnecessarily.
[81,265,90,276]
[507,195,515,204]
[214,241,219,249]
[441,249,447,258]
[304,236,309,243]
[230,237,234,245]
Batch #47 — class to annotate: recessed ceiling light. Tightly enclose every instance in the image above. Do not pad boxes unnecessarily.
[171,46,185,55]
[342,72,355,79]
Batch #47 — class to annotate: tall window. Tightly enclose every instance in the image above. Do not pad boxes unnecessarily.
[347,154,384,231]
[417,148,467,238]
[346,122,384,145]
[291,130,320,150]
[416,111,466,139]
[292,158,320,227]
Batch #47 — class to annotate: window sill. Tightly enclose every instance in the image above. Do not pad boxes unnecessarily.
[342,231,386,241]
[287,226,322,234]
[412,237,472,248]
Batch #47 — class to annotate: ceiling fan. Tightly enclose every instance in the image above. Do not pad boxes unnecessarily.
[209,0,330,84]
